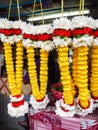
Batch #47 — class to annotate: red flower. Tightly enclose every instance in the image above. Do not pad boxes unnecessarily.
[83,27,92,35]
[54,29,71,37]
[73,29,84,36]
[37,34,52,41]
[12,100,24,107]
[23,33,37,41]
[92,30,98,37]
[0,29,13,35]
[14,29,22,35]
[73,27,92,37]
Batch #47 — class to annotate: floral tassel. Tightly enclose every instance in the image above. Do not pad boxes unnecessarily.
[0,19,28,117]
[53,18,75,117]
[72,16,94,116]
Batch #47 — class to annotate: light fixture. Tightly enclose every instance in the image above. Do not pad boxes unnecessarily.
[27,9,90,22]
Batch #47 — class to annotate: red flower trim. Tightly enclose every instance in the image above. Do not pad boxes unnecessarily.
[92,30,98,37]
[0,29,22,35]
[37,34,52,41]
[12,99,24,107]
[23,33,37,41]
[13,94,22,99]
[36,97,45,102]
[53,29,71,37]
[91,94,98,100]
[78,100,90,109]
[73,27,92,37]
[23,33,52,41]
[60,106,69,112]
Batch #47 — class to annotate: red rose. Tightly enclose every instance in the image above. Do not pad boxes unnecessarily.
[14,29,22,35]
[38,34,52,41]
[54,29,71,37]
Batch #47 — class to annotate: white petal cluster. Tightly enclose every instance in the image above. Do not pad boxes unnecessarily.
[0,18,12,29]
[76,98,93,116]
[72,16,96,29]
[29,95,49,110]
[8,101,28,118]
[53,36,72,47]
[73,35,94,47]
[55,99,75,117]
[53,17,72,30]
[36,24,53,34]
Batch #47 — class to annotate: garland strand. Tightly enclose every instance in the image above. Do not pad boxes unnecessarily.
[58,46,74,104]
[77,46,89,108]
[4,43,16,95]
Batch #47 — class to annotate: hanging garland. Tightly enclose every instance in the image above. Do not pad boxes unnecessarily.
[72,16,94,116]
[53,18,75,117]
[91,19,98,108]
[23,24,54,110]
[0,19,28,117]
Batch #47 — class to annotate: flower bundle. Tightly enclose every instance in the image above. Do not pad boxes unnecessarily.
[0,18,28,117]
[90,19,98,108]
[53,18,75,117]
[23,24,54,110]
[72,16,94,116]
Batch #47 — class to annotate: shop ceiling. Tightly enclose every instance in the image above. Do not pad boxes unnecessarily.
[0,0,98,24]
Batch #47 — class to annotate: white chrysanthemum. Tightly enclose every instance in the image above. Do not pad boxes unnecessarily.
[36,24,53,34]
[94,19,98,29]
[0,18,12,29]
[22,23,37,35]
[53,17,72,30]
[12,20,26,30]
[72,16,96,29]
[55,99,75,117]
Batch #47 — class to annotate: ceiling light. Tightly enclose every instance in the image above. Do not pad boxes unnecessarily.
[27,9,90,22]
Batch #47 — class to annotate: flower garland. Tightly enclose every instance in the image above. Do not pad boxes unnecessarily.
[90,19,98,108]
[53,18,75,117]
[23,24,54,110]
[72,47,78,87]
[72,16,94,116]
[0,19,28,117]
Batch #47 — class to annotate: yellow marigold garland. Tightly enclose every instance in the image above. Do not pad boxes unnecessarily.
[26,46,48,100]
[77,47,89,108]
[58,46,74,104]
[72,47,78,87]
[4,43,16,95]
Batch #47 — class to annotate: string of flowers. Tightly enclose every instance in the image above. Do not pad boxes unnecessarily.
[53,18,75,117]
[72,16,94,116]
[0,18,28,117]
[91,19,98,108]
[72,47,78,88]
[23,24,54,110]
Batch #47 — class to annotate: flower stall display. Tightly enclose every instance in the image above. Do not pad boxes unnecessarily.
[0,18,28,117]
[23,24,54,110]
[91,19,98,108]
[72,16,95,116]
[53,18,75,117]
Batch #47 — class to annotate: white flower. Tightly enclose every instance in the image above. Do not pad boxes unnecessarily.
[72,16,96,29]
[53,17,72,30]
